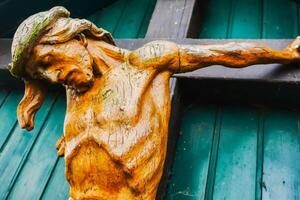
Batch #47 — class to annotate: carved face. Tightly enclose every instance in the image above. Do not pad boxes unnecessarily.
[25,39,94,92]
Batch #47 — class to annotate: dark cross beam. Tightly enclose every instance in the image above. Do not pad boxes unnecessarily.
[1,38,300,84]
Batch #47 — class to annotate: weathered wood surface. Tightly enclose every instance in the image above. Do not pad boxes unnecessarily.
[146,0,202,38]
[0,1,158,199]
[8,17,239,199]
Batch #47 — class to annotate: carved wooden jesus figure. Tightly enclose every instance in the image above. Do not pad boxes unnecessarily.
[9,7,300,200]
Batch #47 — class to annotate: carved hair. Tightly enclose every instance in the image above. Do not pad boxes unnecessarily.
[40,17,115,46]
[17,79,46,131]
[18,17,115,131]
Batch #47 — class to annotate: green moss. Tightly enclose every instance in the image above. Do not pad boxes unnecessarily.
[9,7,69,78]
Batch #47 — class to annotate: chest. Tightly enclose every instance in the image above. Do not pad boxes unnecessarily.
[66,64,157,127]
[97,64,154,122]
[64,70,171,155]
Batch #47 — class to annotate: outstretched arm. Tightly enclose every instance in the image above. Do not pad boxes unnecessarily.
[176,38,300,73]
[128,38,300,73]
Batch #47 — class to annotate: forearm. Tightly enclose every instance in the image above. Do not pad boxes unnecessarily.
[177,42,296,73]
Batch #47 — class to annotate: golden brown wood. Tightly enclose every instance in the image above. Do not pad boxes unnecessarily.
[17,79,46,131]
[12,14,300,200]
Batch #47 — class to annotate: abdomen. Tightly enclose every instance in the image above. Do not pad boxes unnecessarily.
[65,137,166,200]
[66,139,132,199]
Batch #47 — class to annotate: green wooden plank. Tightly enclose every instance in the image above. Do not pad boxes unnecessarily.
[8,95,66,200]
[262,110,300,200]
[0,0,115,37]
[137,0,156,38]
[263,0,298,38]
[204,107,222,200]
[0,92,57,200]
[199,0,231,38]
[166,105,216,200]
[87,0,128,34]
[41,158,69,200]
[228,0,262,38]
[113,0,151,38]
[0,88,9,107]
[255,111,264,200]
[212,106,258,200]
[0,90,22,149]
[88,0,156,38]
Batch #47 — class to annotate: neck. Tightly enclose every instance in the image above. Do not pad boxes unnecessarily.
[86,39,130,75]
[65,40,131,99]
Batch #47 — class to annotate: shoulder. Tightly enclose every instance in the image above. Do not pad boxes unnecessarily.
[128,40,179,70]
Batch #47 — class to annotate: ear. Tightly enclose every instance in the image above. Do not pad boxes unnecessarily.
[17,79,47,131]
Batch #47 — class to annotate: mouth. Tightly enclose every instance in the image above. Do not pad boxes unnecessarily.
[72,81,93,93]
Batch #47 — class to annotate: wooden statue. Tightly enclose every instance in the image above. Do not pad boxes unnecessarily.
[9,7,300,200]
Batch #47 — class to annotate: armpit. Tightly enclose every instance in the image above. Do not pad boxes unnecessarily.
[128,40,179,71]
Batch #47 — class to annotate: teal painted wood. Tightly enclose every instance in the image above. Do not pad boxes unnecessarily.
[114,0,151,38]
[0,0,116,37]
[168,104,300,200]
[255,112,264,200]
[7,95,66,200]
[0,90,21,149]
[137,0,157,38]
[41,158,70,200]
[212,106,258,200]
[87,0,156,38]
[170,1,300,200]
[0,88,9,107]
[262,0,298,38]
[260,2,300,198]
[199,0,300,39]
[165,105,216,200]
[262,110,300,200]
[203,107,222,200]
[0,88,13,145]
[199,0,231,38]
[87,0,128,34]
[228,0,262,38]
[0,91,57,199]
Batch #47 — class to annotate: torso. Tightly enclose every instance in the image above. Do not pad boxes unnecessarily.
[64,60,172,198]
